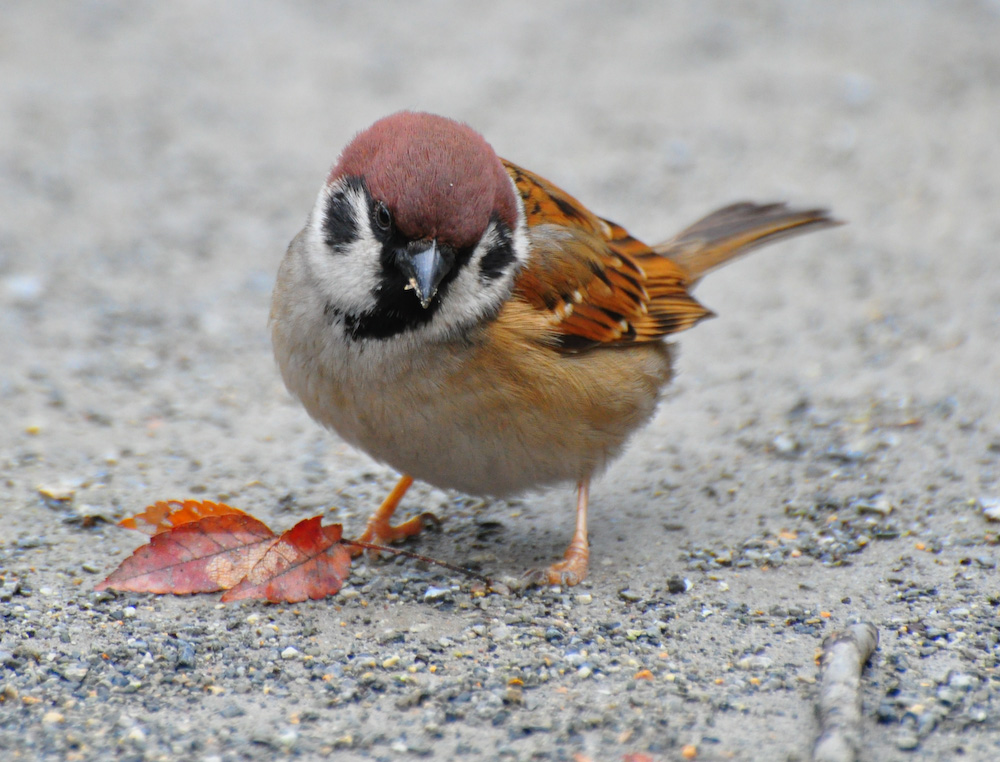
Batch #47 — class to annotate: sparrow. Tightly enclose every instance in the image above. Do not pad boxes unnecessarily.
[270,111,839,586]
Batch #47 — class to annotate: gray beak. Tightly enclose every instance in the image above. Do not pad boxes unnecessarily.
[396,240,452,309]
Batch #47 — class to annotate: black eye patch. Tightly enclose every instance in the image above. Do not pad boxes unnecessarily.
[322,176,367,253]
[478,216,516,282]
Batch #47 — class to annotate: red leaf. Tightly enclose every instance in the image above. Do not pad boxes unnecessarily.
[118,499,250,536]
[221,517,351,603]
[96,514,277,594]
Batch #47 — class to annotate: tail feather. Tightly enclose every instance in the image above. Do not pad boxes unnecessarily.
[653,202,842,284]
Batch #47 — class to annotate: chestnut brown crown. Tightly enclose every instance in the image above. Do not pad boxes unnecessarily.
[329,111,518,249]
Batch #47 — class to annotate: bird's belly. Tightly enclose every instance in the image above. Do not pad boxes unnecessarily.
[292,337,673,497]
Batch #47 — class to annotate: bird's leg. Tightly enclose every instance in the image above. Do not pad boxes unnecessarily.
[352,474,436,557]
[533,479,590,587]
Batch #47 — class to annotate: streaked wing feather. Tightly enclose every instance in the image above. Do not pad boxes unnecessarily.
[503,160,709,351]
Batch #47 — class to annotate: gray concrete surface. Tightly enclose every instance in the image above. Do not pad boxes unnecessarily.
[1,2,999,760]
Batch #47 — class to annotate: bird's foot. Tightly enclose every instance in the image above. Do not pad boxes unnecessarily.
[350,512,439,558]
[523,537,589,588]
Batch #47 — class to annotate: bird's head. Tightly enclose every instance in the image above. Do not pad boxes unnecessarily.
[295,111,527,342]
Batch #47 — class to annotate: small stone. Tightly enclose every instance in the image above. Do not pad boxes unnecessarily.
[949,672,975,690]
[0,580,21,602]
[736,655,773,671]
[575,593,593,605]
[61,665,89,682]
[37,484,76,505]
[980,497,1000,521]
[772,434,800,458]
[895,731,920,751]
[936,687,960,705]
[269,727,295,748]
[854,496,894,516]
[176,641,196,668]
[618,588,642,603]
[126,726,146,746]
[876,701,897,723]
[968,707,988,723]
[42,711,65,724]
[219,703,245,719]
[423,586,451,602]
[666,576,691,594]
[280,647,300,660]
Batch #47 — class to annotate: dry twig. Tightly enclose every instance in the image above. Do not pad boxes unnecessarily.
[812,622,879,762]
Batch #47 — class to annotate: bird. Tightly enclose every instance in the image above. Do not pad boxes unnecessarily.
[270,111,839,586]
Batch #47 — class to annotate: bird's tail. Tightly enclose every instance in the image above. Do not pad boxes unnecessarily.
[653,202,841,285]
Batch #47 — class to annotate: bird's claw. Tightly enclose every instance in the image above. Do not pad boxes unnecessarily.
[350,511,440,558]
[520,559,587,589]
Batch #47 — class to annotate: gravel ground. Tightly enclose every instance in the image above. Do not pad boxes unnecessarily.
[2,2,999,760]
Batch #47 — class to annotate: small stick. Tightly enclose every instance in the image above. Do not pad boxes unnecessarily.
[812,622,879,762]
[342,539,495,587]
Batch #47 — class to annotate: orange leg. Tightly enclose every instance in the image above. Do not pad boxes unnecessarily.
[531,479,590,587]
[352,474,434,556]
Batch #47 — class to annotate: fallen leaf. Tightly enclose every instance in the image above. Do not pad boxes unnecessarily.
[118,499,248,535]
[221,517,351,603]
[96,514,276,594]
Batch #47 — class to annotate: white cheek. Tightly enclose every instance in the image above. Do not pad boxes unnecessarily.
[304,185,383,316]
[429,213,531,338]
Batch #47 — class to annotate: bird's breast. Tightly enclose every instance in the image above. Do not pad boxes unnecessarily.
[273,298,673,497]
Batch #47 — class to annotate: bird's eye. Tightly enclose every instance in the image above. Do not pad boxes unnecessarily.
[373,201,392,232]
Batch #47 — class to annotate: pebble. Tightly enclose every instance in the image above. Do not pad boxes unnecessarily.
[736,655,773,671]
[176,641,196,668]
[423,586,452,602]
[0,580,21,601]
[667,576,691,594]
[853,496,894,516]
[980,497,1000,521]
[281,646,300,660]
[772,434,800,458]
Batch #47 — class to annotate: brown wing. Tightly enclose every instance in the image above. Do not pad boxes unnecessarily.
[503,160,709,352]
